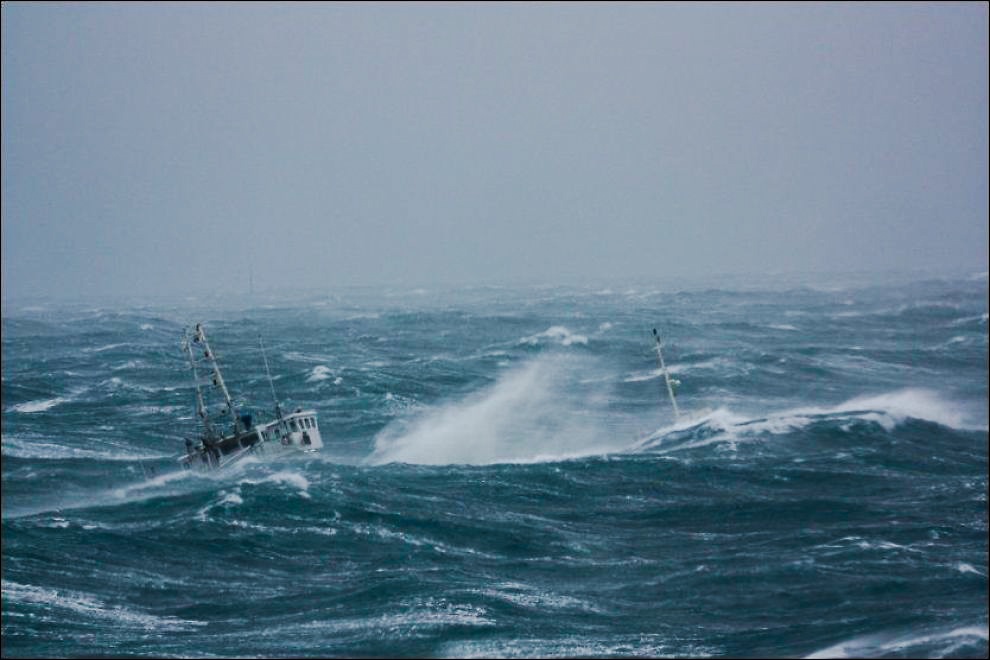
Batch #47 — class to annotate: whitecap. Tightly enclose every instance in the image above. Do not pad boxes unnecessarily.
[6,397,67,414]
[519,326,588,347]
[100,376,155,392]
[240,470,311,499]
[83,342,129,353]
[220,491,244,506]
[307,365,334,382]
[955,562,985,576]
[948,312,988,326]
[628,388,977,456]
[476,581,603,613]
[283,351,336,364]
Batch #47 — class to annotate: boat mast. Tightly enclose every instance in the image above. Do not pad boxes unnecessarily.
[652,327,681,420]
[183,335,216,438]
[259,333,283,420]
[194,323,242,434]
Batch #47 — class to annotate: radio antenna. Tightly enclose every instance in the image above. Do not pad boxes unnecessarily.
[259,333,282,420]
[653,327,681,420]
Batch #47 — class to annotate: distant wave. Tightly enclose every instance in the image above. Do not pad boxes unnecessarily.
[630,388,977,455]
[519,326,589,347]
[81,342,131,353]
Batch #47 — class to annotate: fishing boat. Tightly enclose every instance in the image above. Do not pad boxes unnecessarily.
[178,322,323,471]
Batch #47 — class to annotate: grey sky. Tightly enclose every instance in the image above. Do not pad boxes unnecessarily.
[2,2,987,301]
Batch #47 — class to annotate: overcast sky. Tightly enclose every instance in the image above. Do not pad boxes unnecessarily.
[2,2,987,301]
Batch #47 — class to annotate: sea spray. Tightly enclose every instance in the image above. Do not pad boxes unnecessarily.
[368,355,621,465]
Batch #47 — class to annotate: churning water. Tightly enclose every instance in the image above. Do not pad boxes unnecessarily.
[3,272,987,657]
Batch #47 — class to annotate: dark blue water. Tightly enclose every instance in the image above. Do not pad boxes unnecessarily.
[3,272,988,658]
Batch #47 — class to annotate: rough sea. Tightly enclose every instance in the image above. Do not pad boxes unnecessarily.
[2,271,988,659]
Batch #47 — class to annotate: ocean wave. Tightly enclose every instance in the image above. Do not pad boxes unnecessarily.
[630,388,976,454]
[443,635,718,658]
[1,436,172,462]
[473,581,603,613]
[284,350,337,364]
[3,278,986,659]
[307,365,334,382]
[948,312,989,326]
[519,326,589,347]
[805,624,989,659]
[1,580,204,631]
[239,470,311,499]
[195,488,245,521]
[82,342,131,354]
[267,598,496,637]
[111,467,201,501]
[347,522,499,559]
[954,562,986,576]
[6,397,69,413]
[111,359,146,371]
[99,376,158,393]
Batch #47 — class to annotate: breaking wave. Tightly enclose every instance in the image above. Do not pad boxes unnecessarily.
[630,388,976,454]
[367,356,616,465]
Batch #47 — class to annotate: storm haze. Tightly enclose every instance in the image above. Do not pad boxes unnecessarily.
[2,2,987,301]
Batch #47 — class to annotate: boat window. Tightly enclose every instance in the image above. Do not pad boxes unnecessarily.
[290,420,298,432]
[305,418,312,429]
